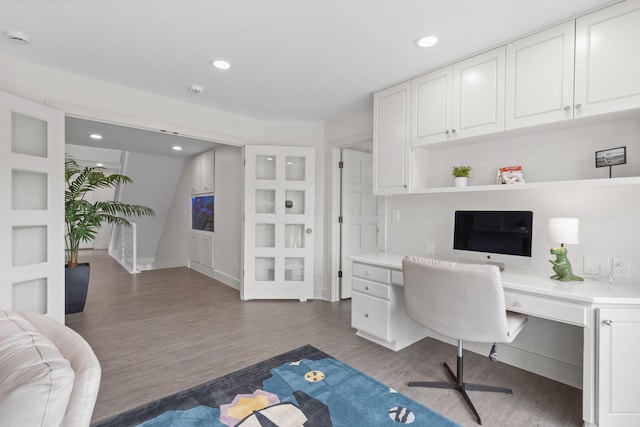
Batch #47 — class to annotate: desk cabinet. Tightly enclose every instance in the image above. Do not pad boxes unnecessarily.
[351,261,427,350]
[597,307,640,426]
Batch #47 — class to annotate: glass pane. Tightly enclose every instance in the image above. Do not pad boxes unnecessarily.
[256,155,276,180]
[255,223,275,248]
[285,258,304,281]
[285,190,305,214]
[256,189,275,213]
[12,170,47,210]
[285,224,305,248]
[255,257,275,281]
[12,112,48,157]
[13,278,47,313]
[12,226,47,266]
[285,156,305,181]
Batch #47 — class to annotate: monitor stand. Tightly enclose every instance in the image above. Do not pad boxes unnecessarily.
[486,260,505,272]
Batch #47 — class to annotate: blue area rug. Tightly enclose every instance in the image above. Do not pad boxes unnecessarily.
[93,344,459,427]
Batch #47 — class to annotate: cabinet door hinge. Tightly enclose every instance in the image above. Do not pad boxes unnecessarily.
[338,161,344,169]
[338,270,343,278]
[338,216,343,223]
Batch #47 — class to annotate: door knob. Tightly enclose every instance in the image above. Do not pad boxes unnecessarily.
[563,106,571,111]
[602,319,612,326]
[306,228,312,234]
[575,103,582,110]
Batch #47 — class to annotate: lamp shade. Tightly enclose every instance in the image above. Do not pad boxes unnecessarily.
[548,217,579,245]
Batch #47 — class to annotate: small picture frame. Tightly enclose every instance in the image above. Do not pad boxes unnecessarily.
[595,146,626,168]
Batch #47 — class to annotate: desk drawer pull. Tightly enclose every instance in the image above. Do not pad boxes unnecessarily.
[364,313,369,318]
[602,319,612,326]
[512,301,523,308]
[365,286,369,290]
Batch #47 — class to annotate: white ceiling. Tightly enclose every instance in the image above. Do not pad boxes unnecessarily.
[1,0,613,124]
[65,116,219,160]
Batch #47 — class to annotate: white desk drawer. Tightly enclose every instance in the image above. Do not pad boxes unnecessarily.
[390,270,403,285]
[352,292,391,341]
[353,278,391,300]
[505,292,588,327]
[353,263,390,284]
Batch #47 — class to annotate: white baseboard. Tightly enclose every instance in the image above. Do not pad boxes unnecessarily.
[213,270,240,290]
[137,257,154,272]
[188,262,240,291]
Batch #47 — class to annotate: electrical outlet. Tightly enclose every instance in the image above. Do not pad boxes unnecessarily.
[612,258,631,278]
[583,255,611,277]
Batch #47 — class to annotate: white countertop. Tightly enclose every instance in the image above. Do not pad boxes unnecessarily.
[350,252,640,305]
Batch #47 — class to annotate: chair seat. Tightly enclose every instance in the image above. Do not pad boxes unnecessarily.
[506,312,528,343]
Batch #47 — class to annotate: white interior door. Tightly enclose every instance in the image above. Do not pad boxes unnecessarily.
[242,145,315,301]
[0,90,65,323]
[340,149,378,299]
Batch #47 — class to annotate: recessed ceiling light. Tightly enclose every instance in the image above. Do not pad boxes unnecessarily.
[212,59,231,70]
[90,133,103,140]
[96,163,104,167]
[4,30,30,45]
[415,36,439,48]
[172,146,182,151]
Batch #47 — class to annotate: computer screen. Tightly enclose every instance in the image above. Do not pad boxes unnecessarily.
[453,210,533,257]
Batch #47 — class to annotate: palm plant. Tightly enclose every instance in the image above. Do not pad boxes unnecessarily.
[65,155,155,267]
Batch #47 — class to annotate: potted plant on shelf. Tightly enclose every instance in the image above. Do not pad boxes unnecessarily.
[452,165,472,187]
[65,155,154,313]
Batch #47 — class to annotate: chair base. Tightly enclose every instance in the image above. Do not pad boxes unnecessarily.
[409,361,513,425]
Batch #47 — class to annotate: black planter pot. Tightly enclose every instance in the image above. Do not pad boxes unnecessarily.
[65,263,90,314]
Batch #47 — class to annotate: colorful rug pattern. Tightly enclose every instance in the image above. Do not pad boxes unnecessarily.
[93,345,459,427]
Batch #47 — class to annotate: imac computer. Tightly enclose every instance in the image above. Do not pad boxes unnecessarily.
[453,210,533,270]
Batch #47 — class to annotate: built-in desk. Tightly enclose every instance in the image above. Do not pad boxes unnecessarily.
[349,252,640,427]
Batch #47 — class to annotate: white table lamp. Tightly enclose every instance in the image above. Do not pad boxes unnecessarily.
[548,218,583,281]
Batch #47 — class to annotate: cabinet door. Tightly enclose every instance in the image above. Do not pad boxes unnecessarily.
[199,234,213,267]
[598,308,640,426]
[411,66,453,146]
[575,0,640,117]
[373,81,411,195]
[506,21,575,130]
[189,233,198,263]
[452,46,506,139]
[200,150,215,193]
[190,156,201,193]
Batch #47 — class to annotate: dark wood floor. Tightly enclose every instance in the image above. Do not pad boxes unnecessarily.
[66,250,582,426]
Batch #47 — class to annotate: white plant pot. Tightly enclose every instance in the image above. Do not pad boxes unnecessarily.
[454,177,468,187]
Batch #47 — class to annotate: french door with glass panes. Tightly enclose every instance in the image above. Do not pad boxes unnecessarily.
[242,146,315,301]
[0,90,65,323]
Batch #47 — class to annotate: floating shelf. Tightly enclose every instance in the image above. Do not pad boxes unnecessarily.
[410,176,640,194]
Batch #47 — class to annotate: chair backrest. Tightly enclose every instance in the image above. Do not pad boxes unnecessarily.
[402,256,511,343]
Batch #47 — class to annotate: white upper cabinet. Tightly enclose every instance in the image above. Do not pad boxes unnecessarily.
[412,47,505,146]
[506,21,576,130]
[575,0,640,118]
[411,67,453,146]
[191,150,215,194]
[373,81,411,195]
[452,46,506,140]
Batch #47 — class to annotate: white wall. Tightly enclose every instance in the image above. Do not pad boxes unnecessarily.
[119,152,185,266]
[213,146,243,285]
[0,54,330,298]
[387,116,640,282]
[153,161,192,270]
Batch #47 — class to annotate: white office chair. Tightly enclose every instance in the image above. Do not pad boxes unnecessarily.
[402,256,527,425]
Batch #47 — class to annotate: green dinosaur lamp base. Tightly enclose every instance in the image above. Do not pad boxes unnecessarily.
[549,246,583,282]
